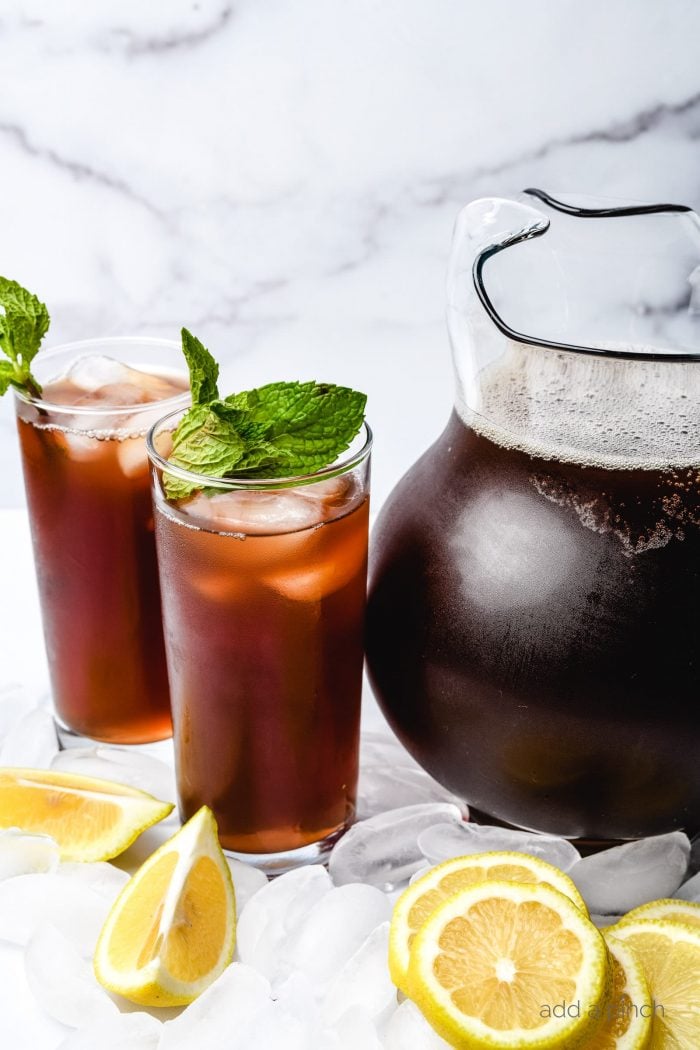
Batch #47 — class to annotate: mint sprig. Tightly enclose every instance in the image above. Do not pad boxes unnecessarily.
[0,277,49,399]
[164,328,367,499]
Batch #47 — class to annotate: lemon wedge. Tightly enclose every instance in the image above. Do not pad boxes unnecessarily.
[390,850,587,995]
[579,933,652,1049]
[94,806,235,1007]
[614,898,700,933]
[0,767,173,862]
[407,879,610,1049]
[608,919,700,1049]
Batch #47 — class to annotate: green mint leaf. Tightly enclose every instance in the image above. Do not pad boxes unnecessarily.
[0,360,15,396]
[181,327,219,406]
[164,404,252,500]
[165,331,366,498]
[0,277,49,398]
[231,382,367,475]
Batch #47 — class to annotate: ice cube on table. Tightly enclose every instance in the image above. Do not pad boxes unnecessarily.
[51,745,177,803]
[674,870,700,902]
[180,489,321,535]
[55,861,130,899]
[383,1000,453,1049]
[236,865,333,978]
[322,921,396,1026]
[57,1011,162,1049]
[568,832,691,914]
[0,682,41,738]
[159,963,271,1049]
[357,765,466,822]
[0,873,114,954]
[226,855,268,914]
[324,1005,384,1050]
[0,829,59,880]
[590,913,623,929]
[417,821,581,872]
[25,922,118,1028]
[329,803,464,891]
[0,705,58,767]
[283,883,391,987]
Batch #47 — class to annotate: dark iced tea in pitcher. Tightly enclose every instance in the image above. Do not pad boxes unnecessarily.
[367,399,700,841]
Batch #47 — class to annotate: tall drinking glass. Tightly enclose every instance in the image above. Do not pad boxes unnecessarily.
[14,338,189,744]
[147,412,372,872]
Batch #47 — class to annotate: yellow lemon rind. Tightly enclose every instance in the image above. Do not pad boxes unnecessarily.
[389,849,588,996]
[0,766,174,862]
[603,918,700,1049]
[614,897,700,931]
[94,806,236,1007]
[582,932,653,1050]
[407,879,610,1050]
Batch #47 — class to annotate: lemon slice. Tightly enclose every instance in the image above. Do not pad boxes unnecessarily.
[407,880,610,1050]
[609,919,700,1049]
[94,806,236,1007]
[579,933,652,1049]
[0,767,173,862]
[390,851,587,995]
[615,898,700,932]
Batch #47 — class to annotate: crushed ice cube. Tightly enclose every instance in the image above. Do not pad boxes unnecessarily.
[51,746,177,803]
[325,1005,384,1050]
[357,765,466,822]
[226,855,268,914]
[56,1011,162,1049]
[116,435,150,478]
[383,999,453,1049]
[236,865,333,977]
[329,803,464,891]
[0,682,40,738]
[590,913,623,929]
[293,475,350,504]
[281,883,391,987]
[159,963,271,1049]
[568,832,690,913]
[322,921,395,1026]
[181,489,321,535]
[360,730,419,769]
[25,922,118,1028]
[0,829,59,880]
[0,873,114,953]
[0,705,58,767]
[229,1001,318,1050]
[65,355,135,392]
[55,861,130,899]
[271,969,321,1027]
[674,870,700,902]
[417,821,581,871]
[54,428,107,462]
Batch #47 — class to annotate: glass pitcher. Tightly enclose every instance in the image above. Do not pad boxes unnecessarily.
[366,189,700,843]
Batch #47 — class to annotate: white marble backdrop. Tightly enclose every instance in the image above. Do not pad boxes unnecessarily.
[1,0,700,508]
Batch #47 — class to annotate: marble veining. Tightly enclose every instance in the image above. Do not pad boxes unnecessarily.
[1,0,700,517]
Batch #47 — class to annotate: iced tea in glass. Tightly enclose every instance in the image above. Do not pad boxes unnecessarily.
[147,411,371,871]
[15,339,189,744]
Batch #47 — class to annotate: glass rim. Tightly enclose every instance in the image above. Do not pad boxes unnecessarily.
[13,335,190,417]
[147,408,373,490]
